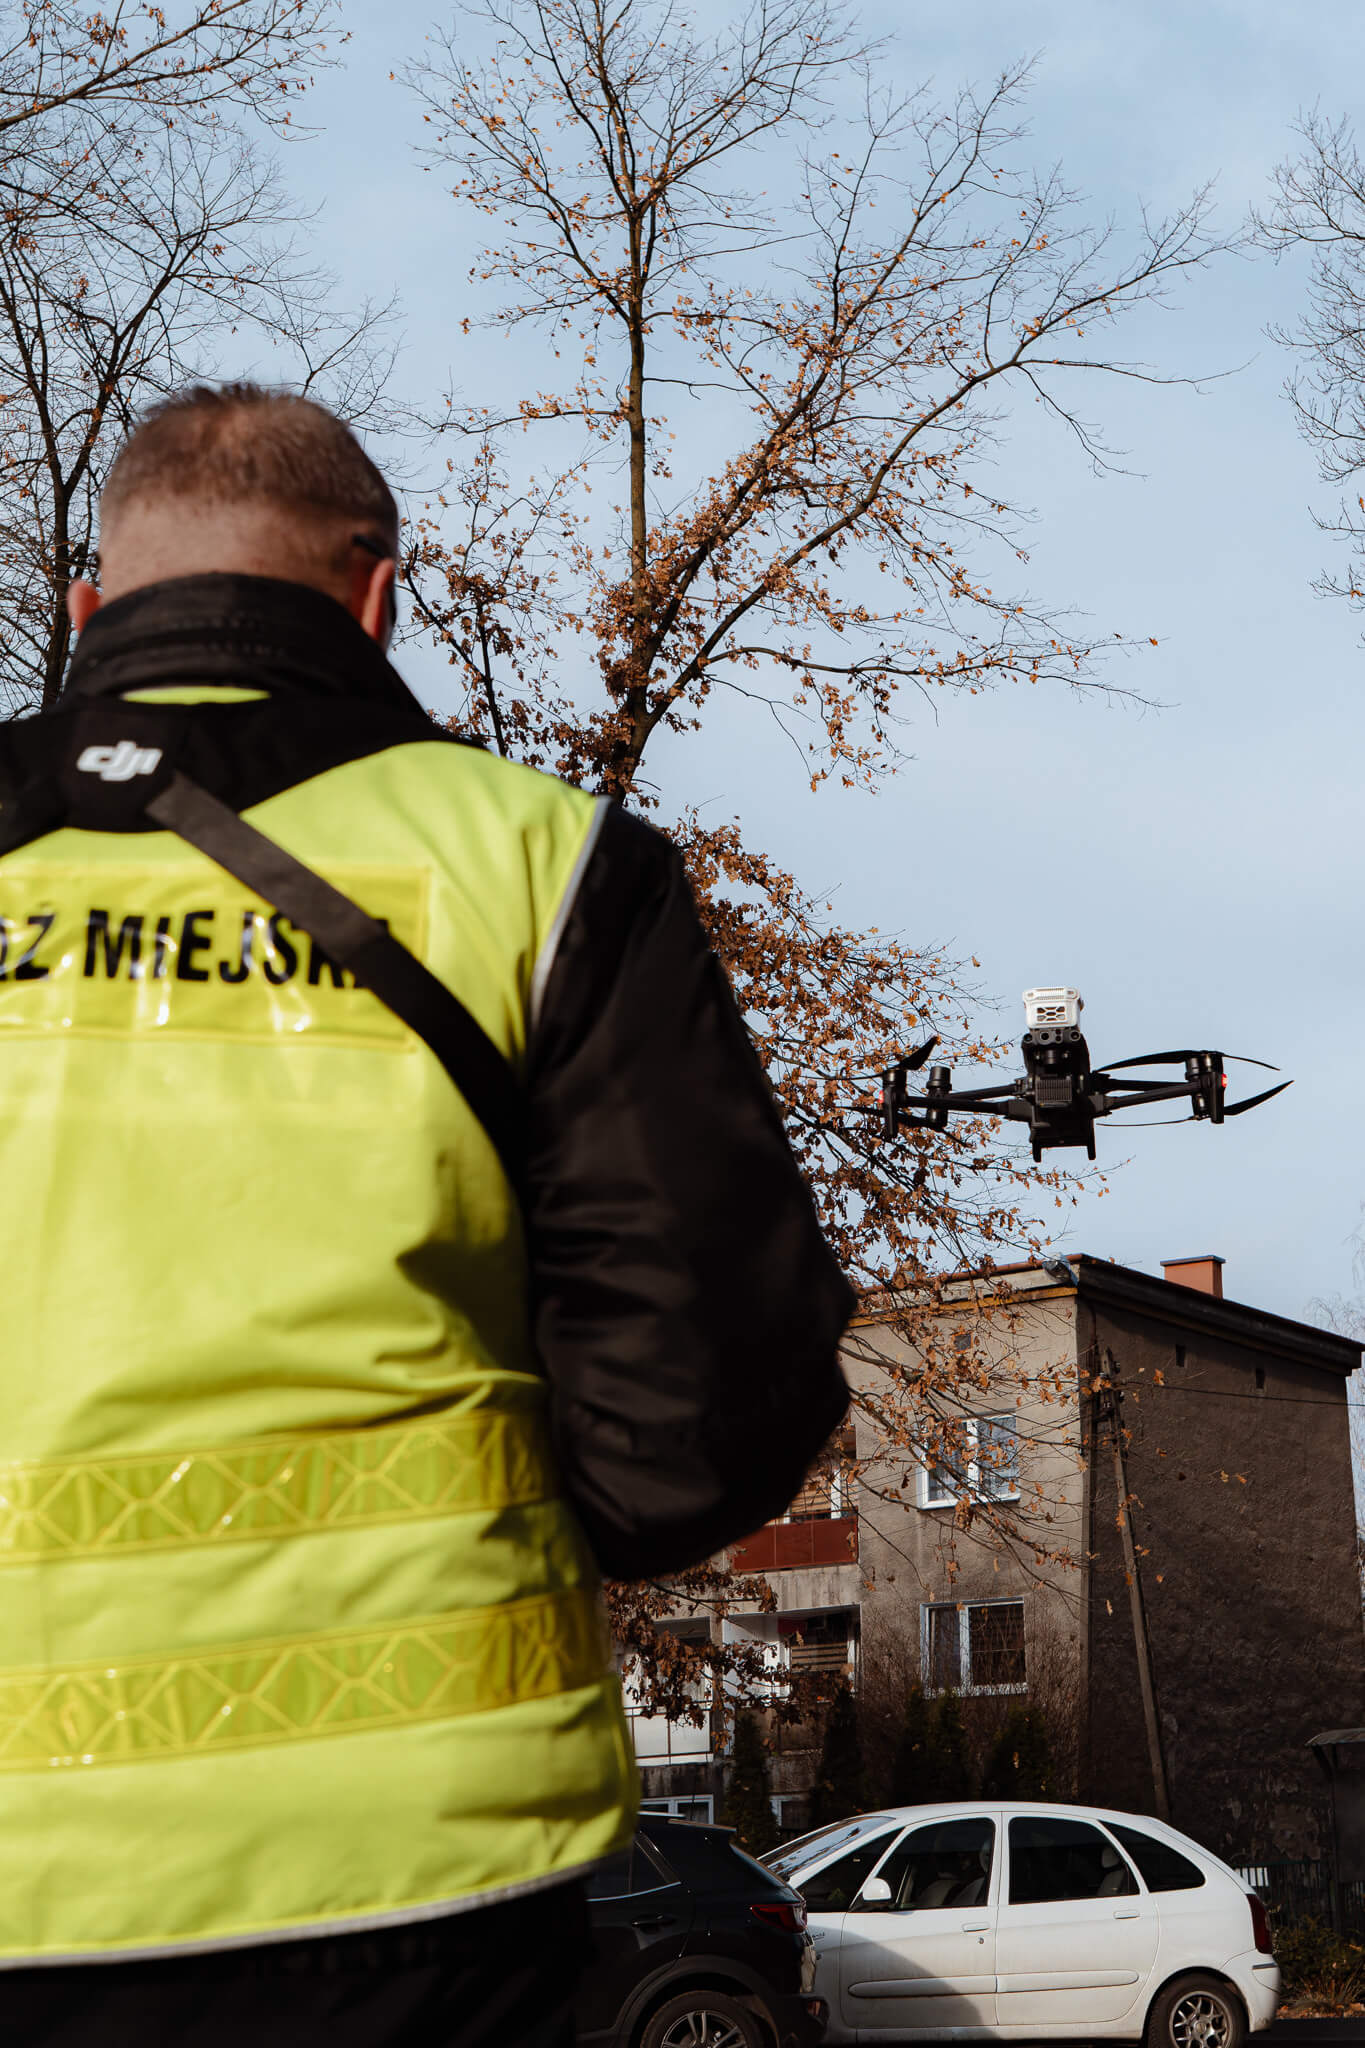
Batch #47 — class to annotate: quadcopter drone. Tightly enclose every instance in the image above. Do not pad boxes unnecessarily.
[879,987,1291,1163]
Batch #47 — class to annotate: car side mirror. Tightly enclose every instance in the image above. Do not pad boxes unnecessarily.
[857,1876,893,1906]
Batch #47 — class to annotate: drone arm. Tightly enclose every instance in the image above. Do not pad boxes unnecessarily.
[1091,1081,1199,1115]
[1090,1074,1189,1094]
[902,1084,1020,1110]
[885,1081,1022,1137]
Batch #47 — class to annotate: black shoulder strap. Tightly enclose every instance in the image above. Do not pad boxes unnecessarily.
[143,772,525,1197]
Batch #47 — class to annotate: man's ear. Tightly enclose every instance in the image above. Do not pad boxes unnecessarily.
[348,550,396,650]
[67,579,101,634]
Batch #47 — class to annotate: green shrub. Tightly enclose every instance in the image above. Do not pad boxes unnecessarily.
[886,1685,931,1806]
[1275,1917,1365,2008]
[723,1711,779,1856]
[921,1690,973,1801]
[810,1681,866,1826]
[980,1705,1054,1798]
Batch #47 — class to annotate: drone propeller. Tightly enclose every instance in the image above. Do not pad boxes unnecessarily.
[1107,1079,1293,1130]
[1100,1050,1280,1074]
[1223,1079,1293,1117]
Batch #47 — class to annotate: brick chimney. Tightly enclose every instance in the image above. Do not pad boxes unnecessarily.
[1162,1255,1225,1299]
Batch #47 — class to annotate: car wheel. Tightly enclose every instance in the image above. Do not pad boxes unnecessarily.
[638,1987,767,2048]
[1145,1973,1247,2048]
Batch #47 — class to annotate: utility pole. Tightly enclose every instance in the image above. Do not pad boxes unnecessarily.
[1098,1349,1171,1823]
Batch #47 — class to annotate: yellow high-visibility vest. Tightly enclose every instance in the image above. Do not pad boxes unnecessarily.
[0,728,636,1964]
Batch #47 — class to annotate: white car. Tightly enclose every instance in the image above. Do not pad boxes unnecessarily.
[763,1800,1280,2045]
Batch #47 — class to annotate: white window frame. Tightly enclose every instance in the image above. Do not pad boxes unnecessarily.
[920,1596,1027,1697]
[920,1412,1020,1508]
[923,1455,961,1509]
[639,1795,715,1823]
[625,1619,713,1763]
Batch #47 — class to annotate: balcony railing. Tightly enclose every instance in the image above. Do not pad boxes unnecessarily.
[730,1515,858,1571]
[787,1640,853,1673]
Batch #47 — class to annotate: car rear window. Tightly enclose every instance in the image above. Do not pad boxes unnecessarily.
[1106,1823,1206,1892]
[725,1840,786,1885]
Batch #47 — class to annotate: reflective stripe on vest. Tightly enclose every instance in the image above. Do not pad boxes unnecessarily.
[0,1408,552,1562]
[0,1585,607,1771]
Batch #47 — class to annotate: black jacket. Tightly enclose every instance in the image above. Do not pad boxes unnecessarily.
[1,573,853,1579]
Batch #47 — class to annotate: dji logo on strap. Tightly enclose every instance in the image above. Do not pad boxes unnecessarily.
[76,741,163,783]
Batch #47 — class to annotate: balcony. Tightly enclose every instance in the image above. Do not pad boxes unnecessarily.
[730,1515,858,1571]
[787,1638,852,1674]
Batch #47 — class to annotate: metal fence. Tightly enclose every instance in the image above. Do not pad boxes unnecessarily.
[1237,1858,1365,1936]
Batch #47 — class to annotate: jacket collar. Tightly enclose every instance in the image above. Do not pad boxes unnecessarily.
[63,573,430,719]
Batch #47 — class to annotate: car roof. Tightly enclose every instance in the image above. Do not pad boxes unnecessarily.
[783,1802,1234,1873]
[831,1801,1194,1826]
[637,1813,733,1838]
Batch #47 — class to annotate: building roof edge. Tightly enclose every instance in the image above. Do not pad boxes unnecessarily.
[1073,1254,1362,1377]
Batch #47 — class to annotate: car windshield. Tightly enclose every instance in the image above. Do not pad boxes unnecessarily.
[763,1815,892,1882]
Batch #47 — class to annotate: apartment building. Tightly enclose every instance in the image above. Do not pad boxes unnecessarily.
[629,1253,1364,1867]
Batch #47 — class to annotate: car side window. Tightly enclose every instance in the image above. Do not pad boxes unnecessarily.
[798,1832,899,1911]
[633,1835,679,1893]
[853,1818,995,1912]
[586,1836,681,1901]
[585,1848,635,1901]
[1106,1823,1206,1893]
[1008,1816,1137,1904]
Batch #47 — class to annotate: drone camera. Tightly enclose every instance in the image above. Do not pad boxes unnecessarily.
[1023,986,1084,1031]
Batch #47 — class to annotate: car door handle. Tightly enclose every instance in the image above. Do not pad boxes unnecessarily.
[961,1920,991,1933]
[1113,1908,1141,1920]
[633,1913,677,1930]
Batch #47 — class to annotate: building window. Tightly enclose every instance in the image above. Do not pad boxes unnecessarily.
[976,1415,1020,1500]
[922,1599,1026,1695]
[639,1795,714,1824]
[921,1413,1019,1508]
[770,1792,812,1838]
[925,1603,963,1690]
[625,1619,713,1763]
[786,1466,842,1521]
[784,1423,857,1522]
[923,1447,965,1509]
[969,1601,1026,1688]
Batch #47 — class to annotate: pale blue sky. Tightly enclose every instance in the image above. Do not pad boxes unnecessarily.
[263,0,1365,1326]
